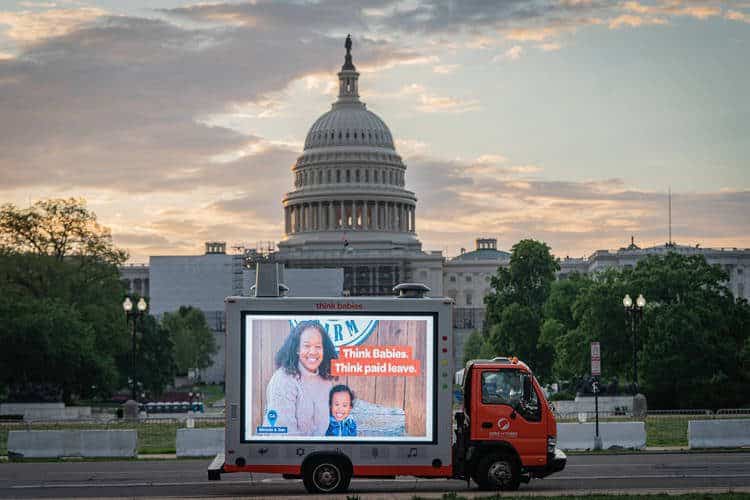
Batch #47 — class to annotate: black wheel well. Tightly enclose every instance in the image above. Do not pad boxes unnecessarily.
[301,451,353,477]
[471,443,521,470]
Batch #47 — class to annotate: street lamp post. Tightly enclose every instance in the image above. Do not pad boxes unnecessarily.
[122,296,148,401]
[622,293,646,395]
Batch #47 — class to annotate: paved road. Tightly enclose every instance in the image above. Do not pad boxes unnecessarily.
[1,452,749,498]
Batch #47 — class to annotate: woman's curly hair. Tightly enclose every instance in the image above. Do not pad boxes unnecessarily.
[275,320,338,380]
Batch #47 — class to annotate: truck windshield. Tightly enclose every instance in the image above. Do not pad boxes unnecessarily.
[481,370,523,406]
[481,370,541,421]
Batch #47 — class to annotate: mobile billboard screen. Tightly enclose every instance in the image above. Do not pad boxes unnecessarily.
[243,314,435,442]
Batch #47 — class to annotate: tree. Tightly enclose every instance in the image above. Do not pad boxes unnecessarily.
[162,306,217,377]
[462,330,496,364]
[631,254,750,408]
[0,199,129,402]
[484,239,559,380]
[485,239,560,326]
[136,314,176,398]
[0,198,127,264]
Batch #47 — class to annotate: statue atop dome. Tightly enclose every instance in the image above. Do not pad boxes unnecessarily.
[342,34,355,71]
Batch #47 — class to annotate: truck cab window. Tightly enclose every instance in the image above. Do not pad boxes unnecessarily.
[481,370,541,422]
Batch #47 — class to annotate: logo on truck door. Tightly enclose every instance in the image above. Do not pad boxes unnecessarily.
[290,319,378,348]
[498,417,511,431]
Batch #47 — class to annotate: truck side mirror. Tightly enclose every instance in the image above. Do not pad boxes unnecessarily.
[523,375,533,402]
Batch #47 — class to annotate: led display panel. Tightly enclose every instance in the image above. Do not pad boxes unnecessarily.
[243,314,435,442]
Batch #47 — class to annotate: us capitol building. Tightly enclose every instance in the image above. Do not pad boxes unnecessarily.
[120,38,749,382]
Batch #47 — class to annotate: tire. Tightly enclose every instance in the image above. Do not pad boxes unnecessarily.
[303,458,351,494]
[474,453,520,491]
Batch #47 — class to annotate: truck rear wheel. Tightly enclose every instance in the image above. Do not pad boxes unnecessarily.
[475,453,520,491]
[302,458,351,494]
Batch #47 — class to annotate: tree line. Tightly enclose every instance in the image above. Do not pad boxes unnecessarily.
[464,239,750,409]
[0,199,217,403]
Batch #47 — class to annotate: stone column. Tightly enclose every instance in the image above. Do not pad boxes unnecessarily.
[411,205,416,232]
[284,206,290,234]
[316,203,321,230]
[294,205,300,233]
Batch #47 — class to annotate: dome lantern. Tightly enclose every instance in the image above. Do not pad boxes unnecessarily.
[338,34,359,102]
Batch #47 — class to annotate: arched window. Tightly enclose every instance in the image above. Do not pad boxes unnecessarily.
[336,170,341,183]
[327,170,332,183]
[365,169,369,183]
[346,169,351,182]
[356,170,360,182]
[317,171,322,184]
[374,170,379,183]
[389,171,393,184]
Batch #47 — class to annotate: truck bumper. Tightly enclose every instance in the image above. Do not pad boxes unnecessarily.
[207,452,225,481]
[529,448,566,479]
[549,448,567,474]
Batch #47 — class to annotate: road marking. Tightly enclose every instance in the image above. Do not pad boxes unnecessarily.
[9,474,750,489]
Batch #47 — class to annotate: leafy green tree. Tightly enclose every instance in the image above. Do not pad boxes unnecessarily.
[569,269,632,381]
[136,314,176,398]
[485,239,559,326]
[631,254,750,408]
[484,239,559,379]
[462,330,496,364]
[162,306,217,376]
[0,199,129,402]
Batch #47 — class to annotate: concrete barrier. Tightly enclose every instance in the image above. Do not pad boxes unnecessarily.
[558,422,646,450]
[8,430,136,458]
[689,419,750,449]
[0,403,92,421]
[176,428,225,457]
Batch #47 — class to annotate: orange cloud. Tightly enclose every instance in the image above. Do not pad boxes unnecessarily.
[0,7,105,44]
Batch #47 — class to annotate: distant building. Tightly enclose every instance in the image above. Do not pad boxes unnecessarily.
[560,240,749,300]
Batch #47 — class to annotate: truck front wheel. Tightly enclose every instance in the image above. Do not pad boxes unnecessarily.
[475,453,520,491]
[302,458,351,494]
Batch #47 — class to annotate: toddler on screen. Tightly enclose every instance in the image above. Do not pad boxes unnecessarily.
[325,384,357,437]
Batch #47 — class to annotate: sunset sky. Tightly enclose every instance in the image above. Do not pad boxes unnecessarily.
[1,0,748,262]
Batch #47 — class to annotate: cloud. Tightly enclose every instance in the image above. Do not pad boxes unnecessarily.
[405,152,750,258]
[609,14,668,29]
[433,63,460,74]
[394,83,480,113]
[725,10,750,23]
[501,45,523,61]
[0,6,105,45]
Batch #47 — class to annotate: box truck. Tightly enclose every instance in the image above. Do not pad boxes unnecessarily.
[209,274,565,492]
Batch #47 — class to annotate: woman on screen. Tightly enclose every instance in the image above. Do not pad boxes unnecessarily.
[264,320,338,436]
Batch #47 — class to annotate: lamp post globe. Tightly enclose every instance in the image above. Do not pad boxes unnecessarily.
[636,294,646,308]
[137,297,148,312]
[623,294,632,308]
[122,297,133,312]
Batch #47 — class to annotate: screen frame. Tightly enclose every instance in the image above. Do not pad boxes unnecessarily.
[240,310,439,444]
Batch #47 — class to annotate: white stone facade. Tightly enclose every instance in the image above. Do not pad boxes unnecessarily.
[275,37,443,297]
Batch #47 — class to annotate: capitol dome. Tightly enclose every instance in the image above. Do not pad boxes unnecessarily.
[279,35,419,255]
[304,103,395,150]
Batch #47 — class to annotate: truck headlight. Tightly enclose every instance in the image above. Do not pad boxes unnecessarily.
[547,435,556,453]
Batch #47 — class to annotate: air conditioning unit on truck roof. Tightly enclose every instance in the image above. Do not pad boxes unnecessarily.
[208,264,566,493]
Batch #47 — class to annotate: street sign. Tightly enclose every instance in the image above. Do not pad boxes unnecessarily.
[591,341,601,376]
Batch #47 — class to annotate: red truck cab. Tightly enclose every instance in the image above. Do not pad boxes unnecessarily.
[453,357,566,490]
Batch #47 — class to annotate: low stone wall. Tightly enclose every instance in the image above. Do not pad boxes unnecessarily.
[552,396,634,415]
[557,422,646,450]
[0,403,92,421]
[176,428,225,457]
[689,419,750,449]
[1,402,65,414]
[8,430,137,458]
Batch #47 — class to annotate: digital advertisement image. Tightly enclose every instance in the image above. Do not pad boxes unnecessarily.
[243,314,434,442]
